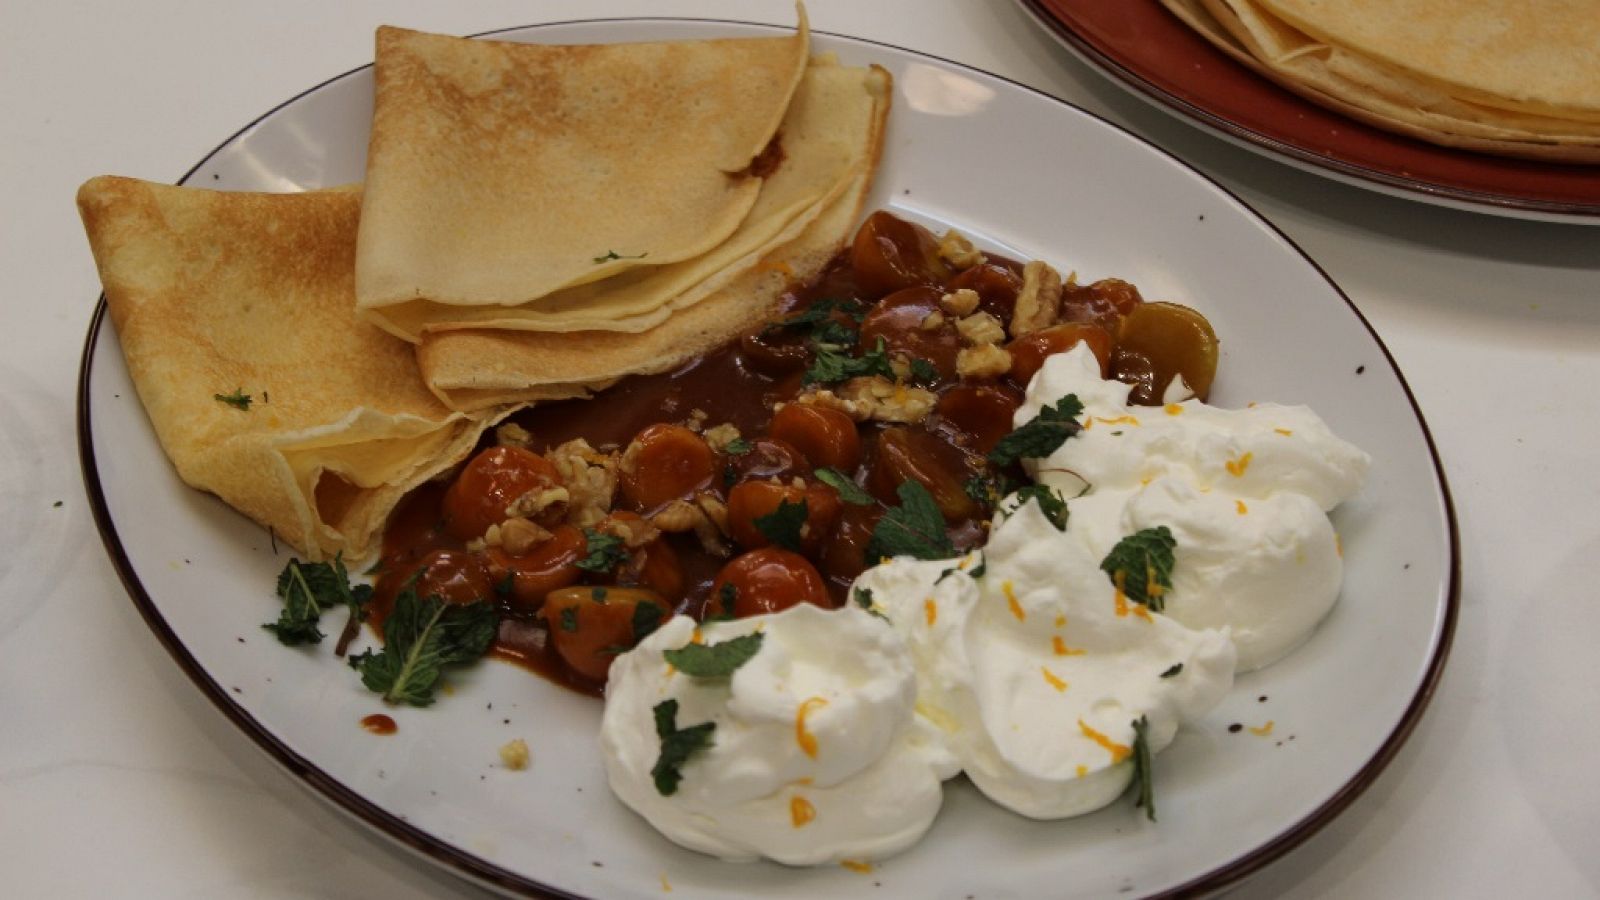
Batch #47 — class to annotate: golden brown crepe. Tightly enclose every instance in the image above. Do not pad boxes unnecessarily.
[1257,0,1600,122]
[416,64,892,413]
[77,176,505,560]
[374,54,871,337]
[1165,0,1600,162]
[355,14,811,337]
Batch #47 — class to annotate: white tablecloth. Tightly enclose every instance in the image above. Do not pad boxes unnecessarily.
[5,1,1596,896]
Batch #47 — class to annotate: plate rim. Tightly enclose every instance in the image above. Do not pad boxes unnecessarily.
[74,16,1461,899]
[1016,0,1600,223]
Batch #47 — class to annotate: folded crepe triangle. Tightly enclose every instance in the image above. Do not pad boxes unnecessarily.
[356,9,813,338]
[77,176,508,560]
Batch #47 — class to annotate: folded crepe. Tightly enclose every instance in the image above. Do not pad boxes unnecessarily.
[356,13,812,339]
[1166,0,1600,162]
[77,176,504,560]
[376,54,869,337]
[416,64,892,413]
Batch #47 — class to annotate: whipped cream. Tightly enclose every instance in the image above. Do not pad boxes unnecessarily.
[601,341,1369,862]
[1022,345,1370,670]
[855,501,1235,819]
[600,605,959,865]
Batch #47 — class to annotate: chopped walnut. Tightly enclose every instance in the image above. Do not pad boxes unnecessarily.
[499,738,530,771]
[549,438,618,529]
[957,343,1014,379]
[955,311,1006,346]
[600,514,660,549]
[702,423,742,454]
[481,523,503,548]
[939,288,980,317]
[650,500,698,533]
[684,408,709,433]
[649,492,730,556]
[499,516,552,556]
[1011,260,1062,337]
[937,229,985,269]
[504,485,569,524]
[796,388,868,421]
[494,421,533,449]
[695,492,730,535]
[811,376,937,424]
[919,310,946,331]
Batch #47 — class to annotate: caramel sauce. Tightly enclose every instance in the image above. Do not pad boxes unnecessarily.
[360,713,397,735]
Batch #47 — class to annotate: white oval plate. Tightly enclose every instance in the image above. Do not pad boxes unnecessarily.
[78,18,1457,899]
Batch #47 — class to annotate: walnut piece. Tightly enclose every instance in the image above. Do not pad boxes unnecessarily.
[648,492,730,556]
[548,438,617,529]
[600,514,660,549]
[919,310,946,331]
[499,516,552,557]
[494,421,533,449]
[504,485,569,524]
[702,423,742,454]
[1011,260,1062,337]
[937,229,985,269]
[956,343,1014,379]
[800,376,937,424]
[939,288,980,317]
[955,311,1006,346]
[499,738,530,771]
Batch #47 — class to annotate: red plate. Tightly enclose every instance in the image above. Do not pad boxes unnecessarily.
[1020,0,1600,222]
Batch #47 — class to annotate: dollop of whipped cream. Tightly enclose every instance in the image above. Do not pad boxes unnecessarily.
[854,501,1236,819]
[1023,345,1370,670]
[600,605,959,865]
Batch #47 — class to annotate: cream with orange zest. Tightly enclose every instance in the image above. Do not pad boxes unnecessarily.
[1020,344,1369,671]
[599,605,958,865]
[851,505,1234,821]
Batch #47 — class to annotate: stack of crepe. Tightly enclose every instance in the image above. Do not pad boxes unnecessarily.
[77,8,892,560]
[1163,0,1600,163]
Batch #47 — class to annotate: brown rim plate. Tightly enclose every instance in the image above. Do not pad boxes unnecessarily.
[1020,0,1600,222]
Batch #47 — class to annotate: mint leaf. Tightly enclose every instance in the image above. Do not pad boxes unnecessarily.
[575,529,630,573]
[988,394,1084,468]
[1160,663,1183,678]
[1100,526,1177,612]
[908,358,941,386]
[814,467,874,505]
[723,437,753,456]
[631,602,664,645]
[651,699,716,796]
[214,388,252,410]
[663,632,765,677]
[264,555,362,646]
[593,249,648,264]
[349,588,497,707]
[754,498,807,552]
[1132,715,1156,821]
[706,582,738,622]
[1014,483,1069,531]
[867,481,954,562]
[804,336,896,386]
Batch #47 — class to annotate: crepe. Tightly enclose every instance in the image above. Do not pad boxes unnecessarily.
[373,55,871,337]
[77,176,504,560]
[1257,0,1600,122]
[355,13,811,337]
[1168,0,1600,163]
[416,64,892,413]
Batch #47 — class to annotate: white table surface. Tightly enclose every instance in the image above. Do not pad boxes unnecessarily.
[5,1,1597,897]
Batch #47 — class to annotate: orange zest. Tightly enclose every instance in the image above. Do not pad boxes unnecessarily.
[790,795,817,828]
[1041,667,1068,692]
[1003,580,1025,621]
[924,597,938,627]
[1078,719,1132,763]
[796,697,828,759]
[1225,451,1254,477]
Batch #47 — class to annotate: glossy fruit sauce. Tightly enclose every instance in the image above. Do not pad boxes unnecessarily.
[369,211,1218,696]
